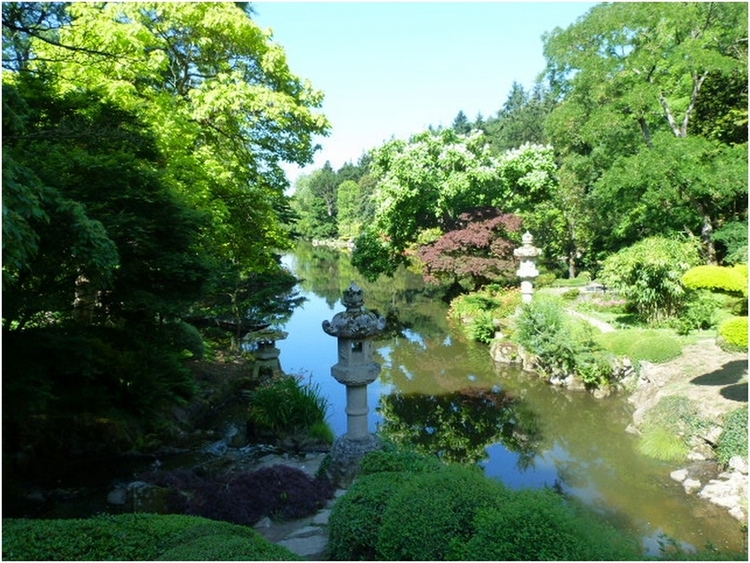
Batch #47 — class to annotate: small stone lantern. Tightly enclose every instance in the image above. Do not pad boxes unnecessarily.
[514,231,541,303]
[244,328,287,378]
[322,282,386,484]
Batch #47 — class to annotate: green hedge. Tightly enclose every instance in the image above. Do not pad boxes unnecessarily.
[718,316,748,350]
[1,513,299,561]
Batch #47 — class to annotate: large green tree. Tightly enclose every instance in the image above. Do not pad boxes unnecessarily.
[543,2,748,266]
[14,1,329,273]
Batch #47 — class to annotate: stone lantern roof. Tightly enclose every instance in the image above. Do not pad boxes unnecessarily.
[322,283,386,339]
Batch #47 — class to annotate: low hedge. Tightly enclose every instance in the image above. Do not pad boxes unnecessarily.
[1,513,299,561]
[598,329,683,364]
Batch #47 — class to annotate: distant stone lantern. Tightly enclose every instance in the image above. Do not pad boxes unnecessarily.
[244,328,288,378]
[322,282,386,485]
[514,231,541,303]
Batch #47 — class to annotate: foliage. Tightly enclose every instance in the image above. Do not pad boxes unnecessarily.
[417,207,522,290]
[331,457,642,561]
[682,264,748,297]
[353,130,557,279]
[672,290,723,335]
[139,464,334,526]
[359,444,443,475]
[375,465,508,560]
[543,1,748,266]
[448,286,522,344]
[597,330,683,364]
[713,220,748,265]
[599,237,702,325]
[0,513,300,561]
[717,316,749,350]
[513,297,616,387]
[716,408,748,468]
[327,471,416,560]
[637,396,707,461]
[247,374,331,441]
[449,488,641,560]
[11,1,329,272]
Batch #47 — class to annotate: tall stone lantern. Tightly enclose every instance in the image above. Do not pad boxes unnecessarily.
[514,231,541,303]
[322,282,386,485]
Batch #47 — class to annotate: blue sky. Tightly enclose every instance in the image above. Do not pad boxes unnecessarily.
[253,2,599,183]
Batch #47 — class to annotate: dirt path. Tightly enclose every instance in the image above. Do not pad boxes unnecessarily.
[629,338,747,428]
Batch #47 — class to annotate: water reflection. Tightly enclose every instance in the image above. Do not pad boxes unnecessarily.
[276,243,746,556]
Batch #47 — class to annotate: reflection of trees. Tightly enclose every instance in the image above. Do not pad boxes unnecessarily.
[378,387,541,466]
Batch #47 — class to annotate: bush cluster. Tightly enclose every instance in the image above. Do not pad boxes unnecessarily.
[512,297,616,387]
[328,448,642,560]
[138,464,334,526]
[1,513,299,560]
[716,407,748,468]
[681,264,748,297]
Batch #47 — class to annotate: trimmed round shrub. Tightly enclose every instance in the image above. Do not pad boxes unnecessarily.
[718,316,748,350]
[328,472,415,560]
[448,488,640,560]
[716,407,748,468]
[375,465,507,560]
[359,446,442,475]
[1,514,299,561]
[598,329,682,364]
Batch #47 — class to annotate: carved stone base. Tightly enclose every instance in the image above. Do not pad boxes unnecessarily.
[326,433,382,488]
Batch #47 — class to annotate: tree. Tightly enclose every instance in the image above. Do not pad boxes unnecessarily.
[417,208,522,291]
[543,2,748,264]
[337,180,362,239]
[12,1,329,273]
[483,82,554,153]
[451,110,472,134]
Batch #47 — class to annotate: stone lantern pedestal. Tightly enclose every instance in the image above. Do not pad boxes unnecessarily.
[514,231,541,303]
[322,283,386,486]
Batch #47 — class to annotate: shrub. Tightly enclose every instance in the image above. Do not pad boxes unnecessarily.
[717,316,748,350]
[598,329,682,364]
[327,472,415,560]
[672,290,721,334]
[375,465,507,560]
[513,297,617,387]
[359,445,443,475]
[247,374,331,440]
[467,310,497,343]
[682,264,748,297]
[599,236,701,325]
[448,287,521,343]
[637,396,707,461]
[449,488,640,560]
[1,514,299,561]
[716,408,748,468]
[139,464,334,526]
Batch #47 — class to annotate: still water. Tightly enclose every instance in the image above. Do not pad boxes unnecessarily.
[276,243,746,556]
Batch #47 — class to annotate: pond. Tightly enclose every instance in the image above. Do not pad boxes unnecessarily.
[276,242,746,557]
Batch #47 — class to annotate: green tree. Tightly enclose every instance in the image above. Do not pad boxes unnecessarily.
[543,2,748,264]
[451,110,472,134]
[483,82,554,153]
[17,1,329,273]
[336,180,362,239]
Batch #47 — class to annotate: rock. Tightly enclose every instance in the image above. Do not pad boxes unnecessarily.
[254,516,272,529]
[670,469,688,482]
[687,451,706,461]
[204,440,228,456]
[278,534,328,559]
[729,506,746,522]
[312,509,330,525]
[107,487,127,505]
[683,478,702,494]
[729,456,748,475]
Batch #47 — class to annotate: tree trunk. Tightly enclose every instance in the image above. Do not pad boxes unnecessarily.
[701,214,718,265]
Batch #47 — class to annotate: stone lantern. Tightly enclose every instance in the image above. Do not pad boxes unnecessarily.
[322,282,386,484]
[244,328,287,378]
[514,231,541,303]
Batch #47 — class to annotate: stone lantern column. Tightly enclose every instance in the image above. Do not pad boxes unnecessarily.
[322,282,386,485]
[514,231,541,303]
